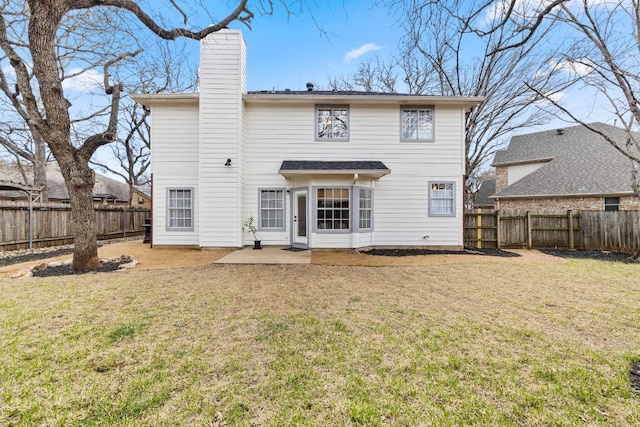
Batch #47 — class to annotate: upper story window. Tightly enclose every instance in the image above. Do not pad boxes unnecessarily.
[429,182,455,217]
[401,106,434,141]
[316,106,349,140]
[604,197,620,211]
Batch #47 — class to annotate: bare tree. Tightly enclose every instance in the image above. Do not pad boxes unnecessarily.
[332,0,569,201]
[0,0,255,270]
[507,0,640,257]
[91,41,198,206]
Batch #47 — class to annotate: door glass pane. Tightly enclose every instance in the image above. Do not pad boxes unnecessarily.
[297,194,307,237]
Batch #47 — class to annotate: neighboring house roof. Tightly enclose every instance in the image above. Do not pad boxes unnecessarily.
[492,123,638,198]
[0,163,130,202]
[279,160,391,179]
[474,179,495,207]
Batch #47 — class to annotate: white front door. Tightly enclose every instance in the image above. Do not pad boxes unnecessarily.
[293,189,308,247]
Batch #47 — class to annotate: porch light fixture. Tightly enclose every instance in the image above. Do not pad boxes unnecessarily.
[225,158,232,166]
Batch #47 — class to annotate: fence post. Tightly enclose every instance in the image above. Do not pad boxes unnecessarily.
[526,210,532,249]
[123,206,127,238]
[477,208,482,249]
[568,209,574,249]
[496,210,501,250]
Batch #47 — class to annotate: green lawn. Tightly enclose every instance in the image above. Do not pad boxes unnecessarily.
[1,257,640,425]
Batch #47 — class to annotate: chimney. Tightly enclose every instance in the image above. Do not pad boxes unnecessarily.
[306,82,314,92]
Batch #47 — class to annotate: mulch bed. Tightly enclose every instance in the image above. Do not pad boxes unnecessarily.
[361,247,520,257]
[631,361,640,395]
[540,249,638,264]
[31,255,134,277]
[0,247,74,268]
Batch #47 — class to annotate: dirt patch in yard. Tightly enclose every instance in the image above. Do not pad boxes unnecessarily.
[0,240,233,278]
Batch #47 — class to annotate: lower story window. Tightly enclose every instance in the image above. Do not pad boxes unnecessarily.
[167,188,193,230]
[359,188,372,230]
[259,189,285,229]
[604,197,620,211]
[429,182,455,216]
[317,188,350,230]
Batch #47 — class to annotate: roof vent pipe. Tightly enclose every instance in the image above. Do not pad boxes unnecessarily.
[306,82,314,92]
[557,129,565,135]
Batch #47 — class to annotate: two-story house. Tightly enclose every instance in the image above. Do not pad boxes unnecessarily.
[134,29,482,250]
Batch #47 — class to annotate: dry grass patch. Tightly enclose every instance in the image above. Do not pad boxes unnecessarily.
[1,257,640,425]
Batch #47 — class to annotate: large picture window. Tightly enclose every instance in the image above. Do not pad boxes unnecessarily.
[359,188,372,230]
[259,189,285,229]
[429,182,455,217]
[316,106,349,140]
[317,188,350,230]
[167,188,194,230]
[401,106,434,141]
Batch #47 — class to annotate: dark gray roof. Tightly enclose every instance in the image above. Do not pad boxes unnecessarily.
[474,179,495,208]
[279,160,391,179]
[248,90,415,96]
[0,163,129,201]
[280,160,389,171]
[492,123,639,198]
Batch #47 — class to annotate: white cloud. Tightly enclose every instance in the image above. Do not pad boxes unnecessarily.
[552,59,594,77]
[343,43,383,63]
[61,68,104,92]
[533,90,566,105]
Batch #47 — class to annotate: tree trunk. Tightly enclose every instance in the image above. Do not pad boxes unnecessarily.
[33,130,48,202]
[62,163,99,270]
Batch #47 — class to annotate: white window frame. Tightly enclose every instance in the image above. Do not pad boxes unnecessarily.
[401,106,435,142]
[314,187,351,233]
[166,187,194,231]
[429,182,455,217]
[258,188,286,230]
[357,187,373,231]
[316,105,350,141]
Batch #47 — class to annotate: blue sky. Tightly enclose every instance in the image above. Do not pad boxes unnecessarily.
[225,1,401,91]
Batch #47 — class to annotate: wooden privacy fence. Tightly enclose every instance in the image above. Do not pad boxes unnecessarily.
[0,202,150,250]
[465,209,640,254]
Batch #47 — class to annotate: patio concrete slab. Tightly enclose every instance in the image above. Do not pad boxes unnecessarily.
[214,246,311,264]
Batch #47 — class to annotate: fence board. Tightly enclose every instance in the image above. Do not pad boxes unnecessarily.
[0,202,150,250]
[465,209,638,253]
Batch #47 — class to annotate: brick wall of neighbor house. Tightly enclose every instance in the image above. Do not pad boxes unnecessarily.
[494,166,508,193]
[497,195,640,211]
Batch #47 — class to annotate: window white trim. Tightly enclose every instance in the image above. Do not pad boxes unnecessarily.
[357,187,373,231]
[313,187,351,233]
[315,105,350,141]
[429,182,455,217]
[166,187,194,231]
[401,105,435,142]
[258,188,286,231]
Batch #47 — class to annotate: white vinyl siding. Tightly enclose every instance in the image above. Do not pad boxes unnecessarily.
[401,106,434,141]
[259,189,285,229]
[198,29,246,247]
[429,182,455,217]
[316,105,349,140]
[242,102,466,248]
